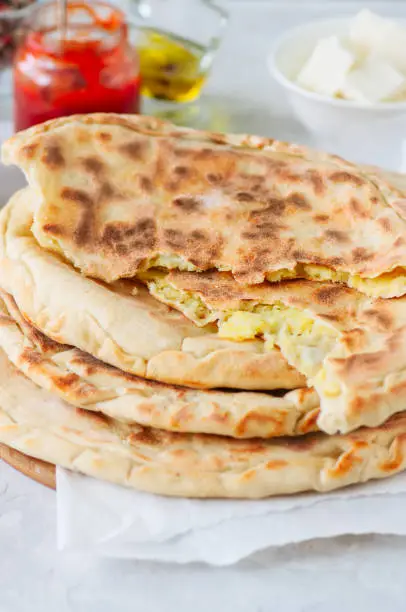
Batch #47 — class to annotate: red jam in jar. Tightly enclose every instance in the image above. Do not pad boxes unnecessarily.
[13,1,141,131]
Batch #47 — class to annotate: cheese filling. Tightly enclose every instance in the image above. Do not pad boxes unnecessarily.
[218,307,339,382]
[141,255,406,299]
[142,274,340,392]
[266,264,406,299]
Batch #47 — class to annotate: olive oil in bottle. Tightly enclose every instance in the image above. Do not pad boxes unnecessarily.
[137,27,211,103]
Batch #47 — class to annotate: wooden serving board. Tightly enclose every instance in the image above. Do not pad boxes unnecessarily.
[0,443,56,489]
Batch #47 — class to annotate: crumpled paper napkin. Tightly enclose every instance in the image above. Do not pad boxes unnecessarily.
[57,468,406,565]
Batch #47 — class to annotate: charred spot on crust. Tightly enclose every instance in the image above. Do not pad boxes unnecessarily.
[206,172,223,185]
[330,171,365,187]
[313,214,330,223]
[129,427,163,446]
[102,218,156,252]
[173,165,190,177]
[349,198,368,218]
[42,223,64,236]
[52,373,82,390]
[351,247,373,263]
[285,193,311,211]
[61,187,93,207]
[306,170,325,195]
[81,157,105,175]
[21,143,39,159]
[97,132,112,142]
[315,285,346,305]
[236,192,255,203]
[363,308,393,331]
[42,143,65,169]
[140,176,153,192]
[20,348,43,365]
[119,140,146,160]
[209,132,227,145]
[172,196,201,212]
[249,198,286,221]
[324,229,350,243]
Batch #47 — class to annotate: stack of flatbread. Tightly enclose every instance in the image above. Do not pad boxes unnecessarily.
[1,113,406,498]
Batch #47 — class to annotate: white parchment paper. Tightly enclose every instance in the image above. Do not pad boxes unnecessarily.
[57,468,406,565]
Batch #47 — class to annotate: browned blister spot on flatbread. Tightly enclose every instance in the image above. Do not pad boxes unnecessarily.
[306,169,325,195]
[285,193,312,211]
[173,165,191,178]
[42,223,64,236]
[60,188,95,247]
[349,198,369,218]
[119,140,147,160]
[129,427,165,446]
[206,172,223,185]
[208,132,227,145]
[97,131,112,142]
[81,156,105,175]
[265,459,288,470]
[298,408,321,434]
[20,347,43,365]
[327,447,363,477]
[21,143,39,159]
[235,410,286,437]
[363,308,393,331]
[330,171,366,187]
[379,435,406,472]
[351,247,374,263]
[315,285,348,306]
[52,372,82,391]
[41,143,65,169]
[313,214,330,223]
[378,217,392,232]
[324,229,350,243]
[140,176,153,192]
[340,329,366,352]
[61,187,93,207]
[172,196,201,212]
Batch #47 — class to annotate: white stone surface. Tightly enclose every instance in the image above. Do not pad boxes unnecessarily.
[2,2,406,610]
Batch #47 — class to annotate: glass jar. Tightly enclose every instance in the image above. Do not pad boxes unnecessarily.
[130,0,228,106]
[13,1,141,131]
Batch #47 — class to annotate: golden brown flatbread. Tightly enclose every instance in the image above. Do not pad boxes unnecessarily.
[1,348,406,498]
[0,289,319,438]
[145,269,406,436]
[3,113,406,297]
[0,189,305,392]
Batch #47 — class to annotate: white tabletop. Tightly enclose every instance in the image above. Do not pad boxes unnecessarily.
[3,3,406,611]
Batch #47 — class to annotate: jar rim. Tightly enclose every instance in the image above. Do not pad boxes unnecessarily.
[25,0,127,56]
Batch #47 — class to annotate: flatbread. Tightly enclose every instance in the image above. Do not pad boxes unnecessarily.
[4,113,406,297]
[0,289,319,438]
[147,269,406,436]
[1,348,406,498]
[0,189,305,391]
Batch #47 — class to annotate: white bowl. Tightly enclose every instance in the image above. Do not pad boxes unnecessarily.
[268,17,406,167]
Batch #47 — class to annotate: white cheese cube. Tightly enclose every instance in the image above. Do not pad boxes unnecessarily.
[378,22,406,73]
[350,9,406,73]
[297,36,355,96]
[342,56,405,103]
[349,9,388,55]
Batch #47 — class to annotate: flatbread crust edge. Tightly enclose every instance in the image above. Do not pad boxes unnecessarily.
[1,349,406,498]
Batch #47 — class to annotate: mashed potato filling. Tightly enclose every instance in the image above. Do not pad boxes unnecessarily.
[266,264,406,299]
[143,256,406,299]
[218,307,339,385]
[142,273,340,391]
